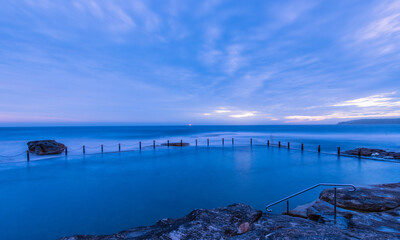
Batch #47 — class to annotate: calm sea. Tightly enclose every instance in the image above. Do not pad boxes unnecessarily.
[0,125,399,162]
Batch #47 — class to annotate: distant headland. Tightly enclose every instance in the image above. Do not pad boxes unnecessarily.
[338,118,400,125]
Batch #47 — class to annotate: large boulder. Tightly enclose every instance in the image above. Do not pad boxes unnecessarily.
[27,140,66,155]
[319,183,400,212]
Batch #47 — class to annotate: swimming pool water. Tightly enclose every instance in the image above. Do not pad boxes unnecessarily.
[0,145,399,239]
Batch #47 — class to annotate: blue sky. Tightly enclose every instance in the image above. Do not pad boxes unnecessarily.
[1,0,400,125]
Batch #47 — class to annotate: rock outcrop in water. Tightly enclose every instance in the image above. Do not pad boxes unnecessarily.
[60,183,400,240]
[161,142,190,147]
[27,140,66,155]
[343,148,400,159]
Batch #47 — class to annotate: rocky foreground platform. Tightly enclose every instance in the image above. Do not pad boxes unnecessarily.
[61,183,400,240]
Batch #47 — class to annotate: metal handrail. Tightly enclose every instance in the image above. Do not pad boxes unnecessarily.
[266,183,356,224]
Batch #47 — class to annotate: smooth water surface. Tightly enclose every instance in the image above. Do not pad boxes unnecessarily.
[0,145,399,240]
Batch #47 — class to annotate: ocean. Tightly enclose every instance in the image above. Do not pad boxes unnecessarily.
[0,125,399,239]
[1,125,400,162]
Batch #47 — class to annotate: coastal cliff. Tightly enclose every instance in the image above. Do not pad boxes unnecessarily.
[61,183,400,240]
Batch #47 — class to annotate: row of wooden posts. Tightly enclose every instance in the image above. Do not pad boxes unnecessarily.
[25,138,353,162]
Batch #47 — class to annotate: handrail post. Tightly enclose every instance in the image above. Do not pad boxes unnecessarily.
[287,200,289,215]
[334,187,337,224]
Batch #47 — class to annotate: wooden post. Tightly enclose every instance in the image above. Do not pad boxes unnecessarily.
[65,147,68,156]
[288,142,290,149]
[119,143,121,152]
[26,150,30,162]
[337,147,340,155]
[180,139,183,146]
[83,145,85,155]
[207,138,209,146]
[167,140,170,147]
[222,138,224,146]
[232,138,234,145]
[301,144,304,151]
[195,139,197,147]
[153,140,155,149]
[267,140,270,147]
[318,145,321,153]
[250,138,253,145]
[101,144,103,153]
[139,141,141,150]
[279,141,281,148]
[358,148,361,157]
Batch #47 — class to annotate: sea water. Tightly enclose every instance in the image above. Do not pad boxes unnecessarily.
[0,125,399,239]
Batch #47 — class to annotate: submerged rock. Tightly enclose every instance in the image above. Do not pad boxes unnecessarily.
[60,183,400,240]
[27,140,66,155]
[343,148,400,159]
[161,142,190,147]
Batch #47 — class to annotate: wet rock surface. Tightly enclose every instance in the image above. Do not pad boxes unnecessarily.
[161,142,190,147]
[343,148,400,159]
[27,140,66,155]
[61,183,400,240]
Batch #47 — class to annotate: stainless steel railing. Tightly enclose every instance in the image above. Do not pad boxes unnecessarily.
[266,183,356,224]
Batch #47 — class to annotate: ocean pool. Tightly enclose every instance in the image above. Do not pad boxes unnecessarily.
[0,145,399,239]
